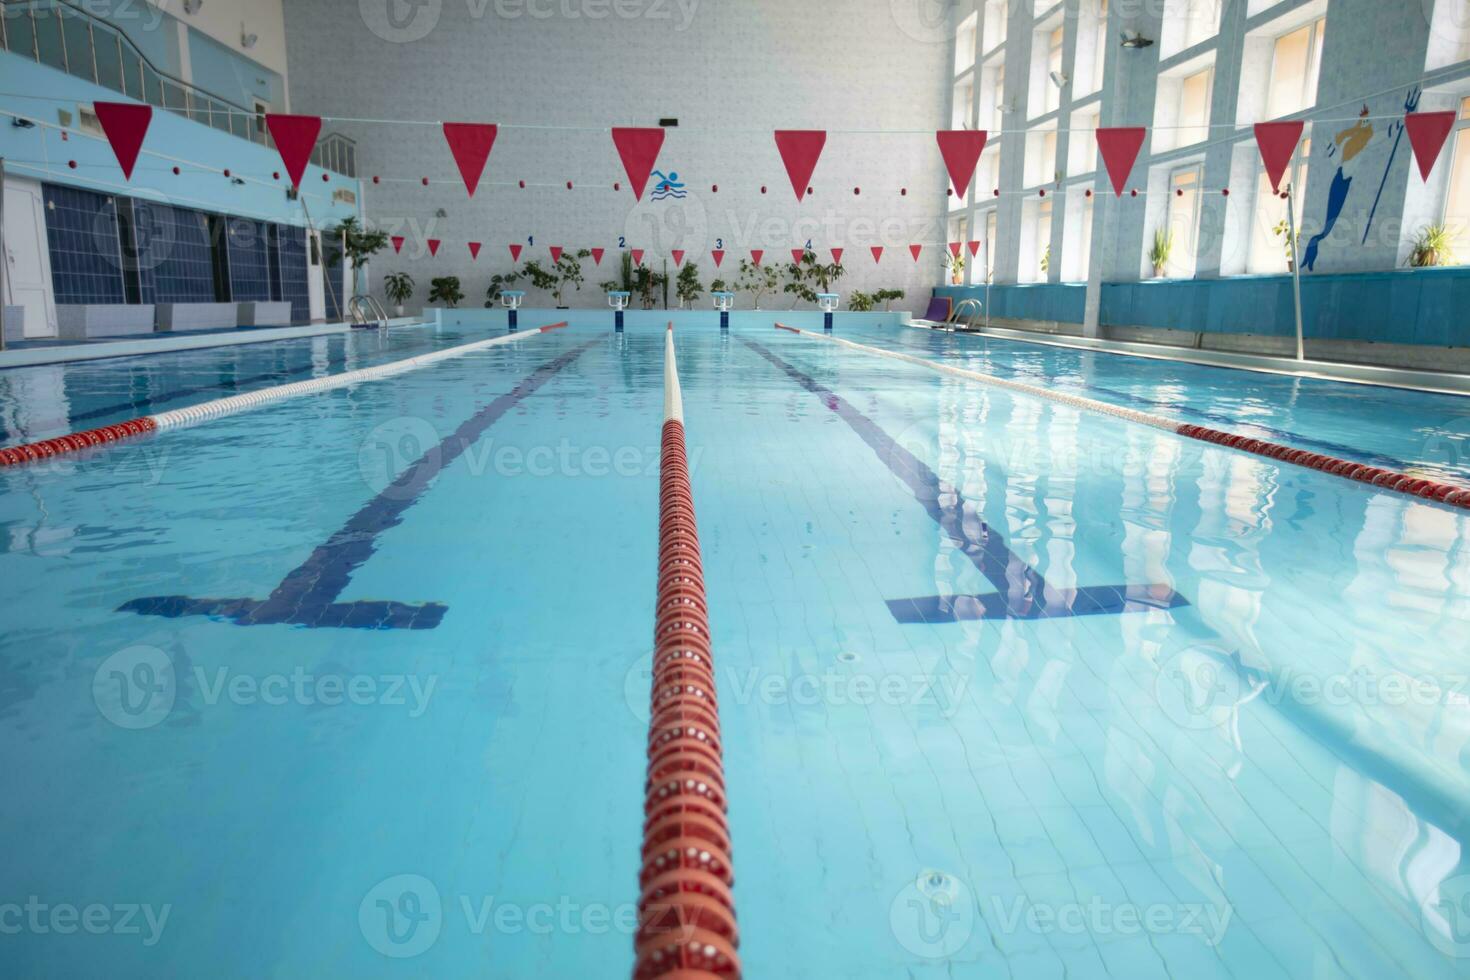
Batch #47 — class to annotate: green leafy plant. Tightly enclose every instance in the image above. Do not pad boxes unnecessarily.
[947,250,966,283]
[551,248,594,306]
[384,272,414,312]
[632,263,668,309]
[428,276,464,308]
[520,260,560,298]
[782,249,847,307]
[601,250,636,294]
[1148,227,1175,277]
[710,278,728,293]
[848,290,876,312]
[874,287,905,312]
[1409,223,1455,268]
[485,268,523,307]
[1040,244,1051,275]
[736,258,783,310]
[325,216,390,294]
[676,262,704,308]
[1272,219,1301,268]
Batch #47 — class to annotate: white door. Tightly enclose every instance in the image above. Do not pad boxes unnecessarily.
[4,176,58,337]
[307,229,326,323]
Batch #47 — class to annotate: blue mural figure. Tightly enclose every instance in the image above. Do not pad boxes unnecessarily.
[1362,87,1421,244]
[650,170,687,200]
[1303,168,1351,272]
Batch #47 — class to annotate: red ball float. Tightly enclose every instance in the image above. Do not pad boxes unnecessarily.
[373,176,381,184]
[1177,188,1184,197]
[223,169,231,177]
[807,185,813,195]
[1222,188,1231,196]
[422,177,430,186]
[322,174,330,182]
[172,166,181,175]
[1039,188,1047,197]
[1085,188,1094,197]
[614,181,621,191]
[273,171,281,180]
[853,187,860,195]
[567,180,574,189]
[68,160,78,169]
[760,185,767,194]
[1131,188,1139,197]
[712,184,718,192]
[519,179,526,188]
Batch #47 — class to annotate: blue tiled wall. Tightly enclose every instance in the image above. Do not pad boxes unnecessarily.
[936,267,1470,348]
[227,218,272,302]
[42,184,125,305]
[131,201,217,305]
[276,227,311,324]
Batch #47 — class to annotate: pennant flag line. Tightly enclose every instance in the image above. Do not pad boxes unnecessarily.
[265,113,322,190]
[468,241,482,259]
[392,236,405,254]
[591,247,605,265]
[673,250,686,266]
[935,130,988,198]
[427,239,441,257]
[549,246,563,264]
[773,130,826,202]
[1096,127,1146,197]
[967,240,981,257]
[791,248,806,265]
[93,102,153,181]
[509,244,523,261]
[831,248,844,265]
[910,244,923,262]
[632,248,645,266]
[871,246,884,263]
[1405,111,1457,181]
[441,122,498,197]
[1253,120,1305,193]
[611,127,665,201]
[712,249,725,267]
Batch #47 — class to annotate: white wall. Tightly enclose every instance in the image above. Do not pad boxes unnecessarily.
[148,0,291,92]
[282,0,952,311]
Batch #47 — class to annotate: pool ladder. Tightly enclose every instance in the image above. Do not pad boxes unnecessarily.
[952,299,984,332]
[348,295,390,332]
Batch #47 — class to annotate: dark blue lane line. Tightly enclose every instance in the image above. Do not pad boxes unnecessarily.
[899,334,1415,472]
[119,340,596,630]
[743,338,1189,625]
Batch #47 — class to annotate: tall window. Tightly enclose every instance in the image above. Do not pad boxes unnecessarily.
[1444,99,1470,258]
[984,0,1009,53]
[953,77,975,130]
[1025,126,1058,187]
[1165,166,1203,278]
[986,63,1007,133]
[1426,0,1470,70]
[1063,189,1095,281]
[1043,26,1064,114]
[1023,199,1054,282]
[1069,105,1100,174]
[971,210,1000,284]
[1247,138,1311,273]
[1161,0,1222,57]
[1265,18,1326,119]
[1155,65,1214,153]
[957,13,979,75]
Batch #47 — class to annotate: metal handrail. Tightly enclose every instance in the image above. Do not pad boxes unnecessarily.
[348,294,388,331]
[953,298,983,331]
[0,0,356,176]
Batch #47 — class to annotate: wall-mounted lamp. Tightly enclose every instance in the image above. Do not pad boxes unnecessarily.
[1049,71,1069,88]
[241,29,259,49]
[11,117,35,129]
[1120,30,1155,48]
[182,0,203,15]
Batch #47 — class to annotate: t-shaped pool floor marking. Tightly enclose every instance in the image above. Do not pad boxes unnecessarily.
[743,339,1189,624]
[118,342,595,630]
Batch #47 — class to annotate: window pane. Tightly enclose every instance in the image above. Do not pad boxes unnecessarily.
[60,11,93,82]
[1446,129,1470,257]
[1166,169,1202,278]
[1178,68,1212,147]
[5,7,39,60]
[1267,22,1314,119]
[35,9,65,71]
[119,46,142,100]
[93,25,124,92]
[1247,139,1310,273]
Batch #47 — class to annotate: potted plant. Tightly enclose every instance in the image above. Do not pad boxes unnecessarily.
[1272,219,1301,272]
[551,248,593,307]
[782,249,847,307]
[601,250,636,297]
[874,287,905,312]
[428,276,464,308]
[1040,244,1051,277]
[384,272,414,316]
[1409,224,1454,268]
[848,290,875,312]
[736,258,782,310]
[947,250,966,285]
[676,262,704,309]
[631,263,668,309]
[709,277,728,294]
[1148,228,1174,278]
[325,216,390,296]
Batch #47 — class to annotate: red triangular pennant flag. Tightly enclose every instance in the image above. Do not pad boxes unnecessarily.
[632,248,645,266]
[948,242,962,257]
[427,239,441,257]
[773,130,826,202]
[93,102,152,181]
[967,240,981,257]
[910,244,923,262]
[265,114,322,190]
[611,127,665,201]
[791,248,806,265]
[1096,127,1146,197]
[1253,120,1305,193]
[935,130,988,197]
[750,249,764,267]
[712,249,725,267]
[441,122,498,197]
[509,243,523,261]
[831,248,844,265]
[550,246,563,264]
[871,246,884,263]
[1406,111,1457,182]
[392,236,405,254]
[672,249,685,266]
[591,247,605,265]
[468,241,482,259]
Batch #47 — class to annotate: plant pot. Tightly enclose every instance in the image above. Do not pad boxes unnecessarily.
[394,305,405,317]
[951,272,964,285]
[1153,264,1167,278]
[1286,261,1295,274]
[1415,249,1439,268]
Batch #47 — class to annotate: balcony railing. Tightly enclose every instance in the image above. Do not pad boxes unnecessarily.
[0,0,356,177]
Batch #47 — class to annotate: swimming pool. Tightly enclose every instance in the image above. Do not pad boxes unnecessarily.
[1,315,1468,977]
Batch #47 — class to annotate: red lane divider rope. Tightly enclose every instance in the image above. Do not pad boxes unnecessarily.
[772,325,1470,511]
[0,324,570,470]
[635,326,740,980]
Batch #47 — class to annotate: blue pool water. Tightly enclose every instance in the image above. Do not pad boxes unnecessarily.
[1,315,1468,977]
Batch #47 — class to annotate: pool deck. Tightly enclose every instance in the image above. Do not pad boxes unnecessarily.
[0,319,426,370]
[907,321,1470,397]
